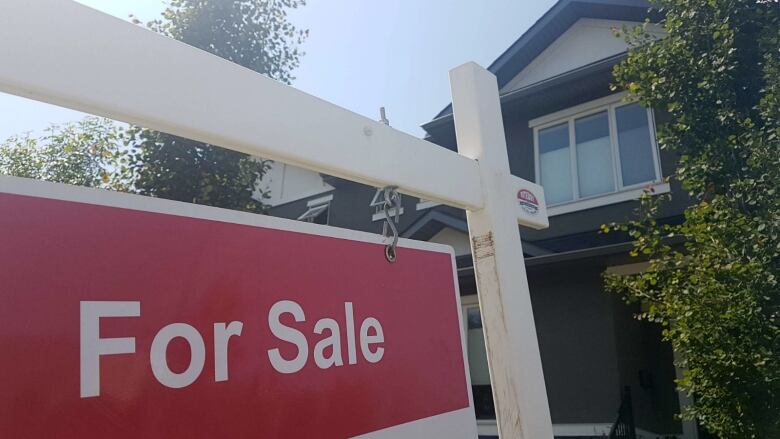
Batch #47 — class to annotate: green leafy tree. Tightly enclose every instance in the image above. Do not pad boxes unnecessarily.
[0,117,130,190]
[604,1,780,437]
[129,0,308,212]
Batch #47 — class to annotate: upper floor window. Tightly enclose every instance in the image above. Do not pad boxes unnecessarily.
[531,94,662,210]
[297,195,332,225]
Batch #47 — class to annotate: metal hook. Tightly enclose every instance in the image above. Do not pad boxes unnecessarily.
[381,186,400,262]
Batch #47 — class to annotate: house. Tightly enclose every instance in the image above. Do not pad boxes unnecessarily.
[266,0,700,437]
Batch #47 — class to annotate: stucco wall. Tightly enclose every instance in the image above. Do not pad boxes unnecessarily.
[528,261,681,434]
[528,263,622,424]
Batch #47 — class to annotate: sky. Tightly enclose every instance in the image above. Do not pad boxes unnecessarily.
[0,0,557,141]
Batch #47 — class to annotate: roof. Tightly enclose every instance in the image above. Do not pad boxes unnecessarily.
[423,0,653,131]
[401,208,555,257]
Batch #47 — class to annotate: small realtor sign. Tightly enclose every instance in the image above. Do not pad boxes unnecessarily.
[0,176,477,439]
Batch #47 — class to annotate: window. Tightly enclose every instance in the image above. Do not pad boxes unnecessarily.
[575,111,615,197]
[538,122,572,204]
[465,307,490,386]
[532,94,661,210]
[297,203,329,224]
[616,103,657,186]
[297,195,332,225]
[463,304,495,419]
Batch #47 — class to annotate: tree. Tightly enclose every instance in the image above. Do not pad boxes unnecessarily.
[0,117,130,191]
[604,1,780,437]
[129,0,308,212]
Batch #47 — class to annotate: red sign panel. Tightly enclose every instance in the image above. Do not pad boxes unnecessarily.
[0,178,475,438]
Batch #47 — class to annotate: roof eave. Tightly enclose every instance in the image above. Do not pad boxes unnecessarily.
[421,52,626,133]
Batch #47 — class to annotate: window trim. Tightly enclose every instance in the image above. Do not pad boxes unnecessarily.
[297,201,330,224]
[546,182,669,216]
[306,194,333,207]
[416,198,440,210]
[531,93,664,215]
[371,207,404,222]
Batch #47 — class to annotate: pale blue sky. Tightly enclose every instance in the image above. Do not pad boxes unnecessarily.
[0,0,557,141]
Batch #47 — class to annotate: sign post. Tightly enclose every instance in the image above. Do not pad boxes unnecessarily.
[450,63,553,438]
[0,1,555,436]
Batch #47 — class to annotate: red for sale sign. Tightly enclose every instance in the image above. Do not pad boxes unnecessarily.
[0,177,476,438]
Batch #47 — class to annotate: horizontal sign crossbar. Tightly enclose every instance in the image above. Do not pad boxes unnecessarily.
[0,0,483,210]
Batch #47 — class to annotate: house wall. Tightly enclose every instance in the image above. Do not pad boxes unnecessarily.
[528,262,622,425]
[526,259,682,434]
[256,162,334,207]
[428,228,471,256]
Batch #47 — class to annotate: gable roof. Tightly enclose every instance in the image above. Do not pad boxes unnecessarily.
[423,0,653,129]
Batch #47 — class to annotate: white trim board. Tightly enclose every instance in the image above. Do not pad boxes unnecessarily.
[416,199,441,210]
[548,183,670,217]
[529,91,630,128]
[372,207,404,222]
[306,194,333,207]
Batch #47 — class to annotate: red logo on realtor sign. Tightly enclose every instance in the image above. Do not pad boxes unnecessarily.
[517,189,539,215]
[0,181,473,439]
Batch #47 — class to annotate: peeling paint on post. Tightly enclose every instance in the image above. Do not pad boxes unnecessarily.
[472,233,496,260]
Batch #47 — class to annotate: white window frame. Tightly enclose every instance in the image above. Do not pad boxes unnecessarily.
[530,92,668,217]
[306,194,333,207]
[461,296,481,329]
[416,198,440,211]
[297,195,332,224]
[461,296,489,387]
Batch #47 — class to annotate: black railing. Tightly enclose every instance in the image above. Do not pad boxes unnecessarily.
[609,386,636,439]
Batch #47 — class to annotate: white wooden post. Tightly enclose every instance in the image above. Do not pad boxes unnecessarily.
[450,62,554,438]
